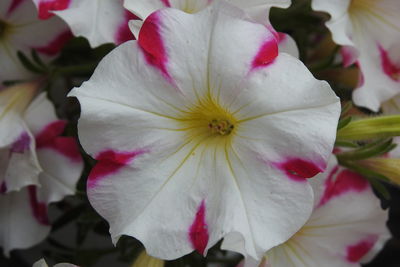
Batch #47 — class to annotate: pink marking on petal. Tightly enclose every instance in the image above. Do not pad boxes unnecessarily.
[28,186,49,225]
[189,200,209,255]
[346,236,378,263]
[37,0,71,20]
[11,132,31,153]
[138,12,172,82]
[88,149,146,188]
[115,11,139,45]
[0,182,7,194]
[34,30,72,56]
[36,120,81,162]
[319,168,369,206]
[251,38,278,70]
[275,158,324,182]
[36,120,67,148]
[277,32,287,43]
[6,0,24,16]
[160,0,171,7]
[378,45,400,82]
[341,46,357,67]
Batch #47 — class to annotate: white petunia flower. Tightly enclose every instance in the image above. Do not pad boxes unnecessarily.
[70,2,340,260]
[0,0,71,87]
[311,0,400,112]
[246,156,390,267]
[0,83,83,255]
[32,0,138,47]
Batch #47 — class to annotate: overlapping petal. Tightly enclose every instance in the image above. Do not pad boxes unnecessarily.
[0,0,70,87]
[312,0,400,111]
[32,0,137,47]
[0,86,83,254]
[71,3,340,260]
[124,0,291,23]
[0,186,50,256]
[252,156,390,267]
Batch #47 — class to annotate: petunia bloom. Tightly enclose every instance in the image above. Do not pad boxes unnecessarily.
[70,2,340,260]
[0,0,71,87]
[32,0,138,47]
[247,156,390,267]
[0,83,83,255]
[311,0,400,112]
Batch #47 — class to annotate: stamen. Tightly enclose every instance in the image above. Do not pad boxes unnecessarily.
[208,119,234,136]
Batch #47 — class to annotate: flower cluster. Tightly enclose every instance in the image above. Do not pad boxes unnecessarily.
[0,0,399,266]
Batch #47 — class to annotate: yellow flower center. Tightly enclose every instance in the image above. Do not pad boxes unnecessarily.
[179,95,237,141]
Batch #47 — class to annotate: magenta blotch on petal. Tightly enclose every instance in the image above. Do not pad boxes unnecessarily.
[275,158,323,182]
[138,12,171,81]
[37,0,71,20]
[11,132,31,153]
[251,38,278,70]
[189,201,209,255]
[346,236,379,263]
[378,45,400,82]
[319,168,369,207]
[28,186,50,225]
[88,150,146,188]
[115,11,138,45]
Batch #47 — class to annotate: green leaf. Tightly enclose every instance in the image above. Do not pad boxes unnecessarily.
[17,51,45,74]
[337,115,400,140]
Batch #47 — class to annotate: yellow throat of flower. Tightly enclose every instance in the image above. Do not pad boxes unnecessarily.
[0,82,38,120]
[179,95,238,143]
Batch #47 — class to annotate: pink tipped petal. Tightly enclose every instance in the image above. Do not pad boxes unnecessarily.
[189,201,209,255]
[115,11,138,44]
[24,93,83,203]
[37,0,71,19]
[138,12,171,81]
[51,0,130,47]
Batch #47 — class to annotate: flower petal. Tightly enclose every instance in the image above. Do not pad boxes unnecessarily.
[49,0,136,47]
[24,93,83,203]
[261,156,390,267]
[0,187,50,256]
